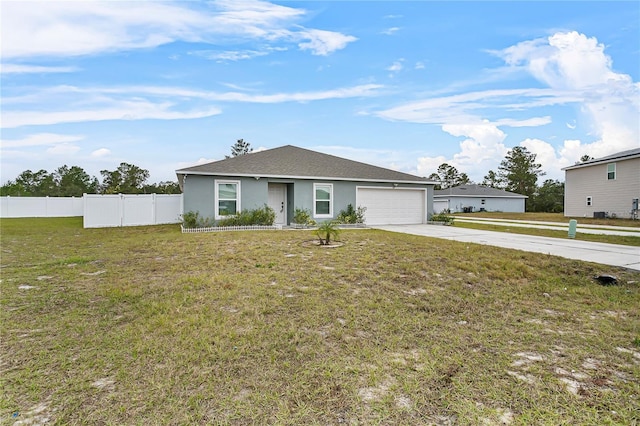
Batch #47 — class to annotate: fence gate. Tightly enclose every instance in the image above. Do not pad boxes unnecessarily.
[83,194,182,228]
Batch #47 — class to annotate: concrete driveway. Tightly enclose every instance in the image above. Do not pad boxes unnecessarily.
[373,224,640,271]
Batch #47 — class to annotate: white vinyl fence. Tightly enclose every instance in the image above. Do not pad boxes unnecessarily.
[83,194,183,228]
[1,194,183,228]
[1,196,84,218]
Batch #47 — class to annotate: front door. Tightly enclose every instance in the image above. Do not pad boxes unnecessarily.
[268,183,286,225]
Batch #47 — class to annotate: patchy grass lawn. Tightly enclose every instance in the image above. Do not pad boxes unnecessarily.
[1,218,639,425]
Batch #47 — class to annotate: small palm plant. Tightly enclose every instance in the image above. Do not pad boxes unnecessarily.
[316,221,341,245]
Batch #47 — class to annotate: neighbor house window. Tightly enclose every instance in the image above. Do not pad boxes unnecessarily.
[586,196,592,206]
[314,183,333,218]
[607,163,616,180]
[216,180,240,218]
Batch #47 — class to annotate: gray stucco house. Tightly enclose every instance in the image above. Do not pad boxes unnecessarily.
[562,148,640,219]
[176,145,435,226]
[433,184,527,213]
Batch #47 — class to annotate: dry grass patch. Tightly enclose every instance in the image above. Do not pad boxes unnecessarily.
[1,217,639,424]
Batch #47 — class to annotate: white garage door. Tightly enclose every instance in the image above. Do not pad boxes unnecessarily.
[357,188,425,225]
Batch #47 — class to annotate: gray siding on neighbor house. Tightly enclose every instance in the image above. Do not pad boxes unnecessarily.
[183,174,430,223]
[441,197,525,213]
[564,157,640,218]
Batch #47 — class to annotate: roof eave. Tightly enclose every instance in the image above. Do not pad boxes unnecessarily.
[176,170,435,185]
[563,153,640,171]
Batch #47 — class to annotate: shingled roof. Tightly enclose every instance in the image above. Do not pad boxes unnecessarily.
[562,147,640,170]
[176,145,432,183]
[434,184,526,198]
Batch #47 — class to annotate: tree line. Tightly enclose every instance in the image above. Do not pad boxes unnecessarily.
[1,142,566,212]
[427,146,564,213]
[0,139,253,197]
[0,163,180,197]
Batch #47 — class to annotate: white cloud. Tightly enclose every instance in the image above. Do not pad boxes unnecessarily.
[381,27,400,36]
[414,62,425,70]
[2,102,222,129]
[47,143,81,156]
[387,60,404,73]
[416,155,448,177]
[297,29,357,56]
[1,133,84,148]
[2,83,384,128]
[495,31,639,152]
[177,157,218,169]
[381,31,638,180]
[90,148,111,158]
[0,64,80,74]
[1,0,356,59]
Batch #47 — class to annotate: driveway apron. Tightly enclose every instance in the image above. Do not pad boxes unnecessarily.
[373,224,640,271]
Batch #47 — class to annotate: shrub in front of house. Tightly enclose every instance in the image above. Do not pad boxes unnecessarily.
[336,204,366,224]
[217,205,276,227]
[182,211,214,228]
[430,211,454,225]
[292,207,316,227]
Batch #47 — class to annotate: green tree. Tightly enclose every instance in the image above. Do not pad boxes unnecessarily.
[11,169,56,196]
[54,165,99,196]
[530,179,564,212]
[428,163,470,190]
[578,154,594,164]
[0,180,27,196]
[225,139,252,159]
[142,181,181,194]
[100,163,150,194]
[481,170,504,189]
[498,146,545,206]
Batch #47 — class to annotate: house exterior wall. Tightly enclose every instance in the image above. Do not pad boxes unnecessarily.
[182,174,432,224]
[564,157,640,218]
[438,196,525,213]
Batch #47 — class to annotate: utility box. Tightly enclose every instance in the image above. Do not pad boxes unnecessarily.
[568,219,577,239]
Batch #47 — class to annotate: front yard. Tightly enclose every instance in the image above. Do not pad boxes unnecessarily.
[1,218,639,424]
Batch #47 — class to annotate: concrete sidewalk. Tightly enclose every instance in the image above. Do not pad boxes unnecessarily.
[374,224,640,271]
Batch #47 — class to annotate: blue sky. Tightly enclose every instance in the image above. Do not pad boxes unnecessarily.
[1,1,639,185]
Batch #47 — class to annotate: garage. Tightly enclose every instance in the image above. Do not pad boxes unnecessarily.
[357,187,426,225]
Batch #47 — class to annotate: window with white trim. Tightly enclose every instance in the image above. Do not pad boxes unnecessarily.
[313,183,333,218]
[215,180,240,218]
[607,163,616,180]
[586,196,592,206]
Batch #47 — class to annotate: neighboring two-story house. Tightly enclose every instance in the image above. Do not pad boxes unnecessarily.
[562,148,640,219]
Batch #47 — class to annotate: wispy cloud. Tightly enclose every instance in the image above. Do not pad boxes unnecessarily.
[2,83,384,128]
[381,27,400,36]
[1,133,85,148]
[1,0,356,59]
[191,47,287,62]
[3,100,222,129]
[1,64,80,74]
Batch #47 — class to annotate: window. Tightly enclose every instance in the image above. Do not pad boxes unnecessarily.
[215,180,240,218]
[586,196,592,206]
[607,163,616,180]
[314,183,333,218]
